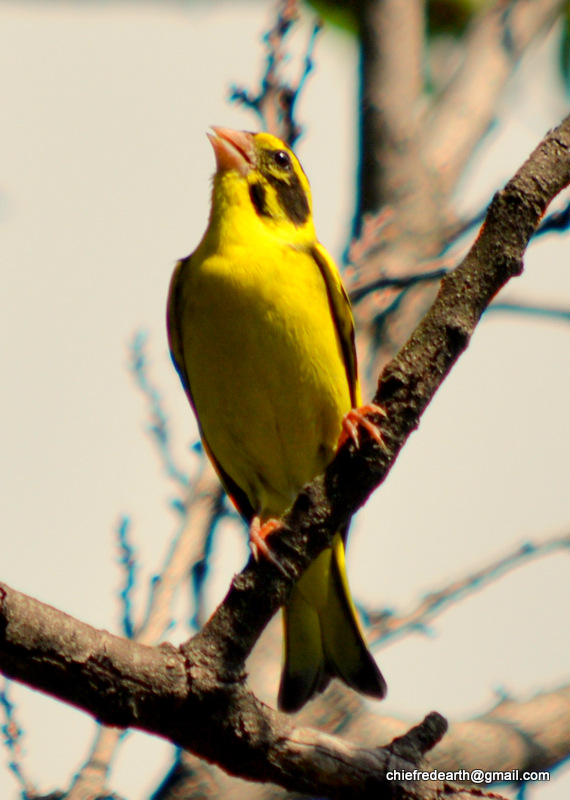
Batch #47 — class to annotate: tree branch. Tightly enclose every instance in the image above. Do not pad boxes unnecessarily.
[328,684,570,780]
[424,0,565,197]
[2,115,570,798]
[151,678,570,800]
[2,582,481,799]
[229,0,321,147]
[348,0,566,393]
[356,0,428,218]
[367,531,570,645]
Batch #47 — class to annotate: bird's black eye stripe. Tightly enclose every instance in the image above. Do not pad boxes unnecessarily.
[265,170,310,226]
[249,181,270,218]
[273,150,292,170]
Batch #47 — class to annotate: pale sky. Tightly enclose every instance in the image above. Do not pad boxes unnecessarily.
[0,2,569,799]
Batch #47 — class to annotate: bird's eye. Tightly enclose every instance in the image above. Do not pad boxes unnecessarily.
[272,150,292,170]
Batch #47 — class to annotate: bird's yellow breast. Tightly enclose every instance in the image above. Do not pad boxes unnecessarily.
[179,231,351,520]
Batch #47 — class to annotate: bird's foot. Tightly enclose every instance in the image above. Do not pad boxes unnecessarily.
[249,516,289,576]
[339,403,388,450]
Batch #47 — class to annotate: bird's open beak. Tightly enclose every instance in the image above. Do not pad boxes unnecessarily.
[207,127,256,176]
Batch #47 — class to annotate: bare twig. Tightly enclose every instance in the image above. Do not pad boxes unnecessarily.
[129,331,189,490]
[535,197,570,235]
[0,598,476,800]
[367,532,570,646]
[66,725,126,800]
[116,515,137,640]
[0,679,36,799]
[124,680,570,800]
[68,335,228,798]
[349,268,448,304]
[139,465,224,643]
[68,464,223,799]
[487,300,570,324]
[229,0,322,146]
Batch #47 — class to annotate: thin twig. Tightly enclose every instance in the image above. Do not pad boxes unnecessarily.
[0,679,36,799]
[115,516,137,640]
[367,532,570,646]
[487,300,570,323]
[535,198,570,236]
[129,331,189,490]
[229,0,322,146]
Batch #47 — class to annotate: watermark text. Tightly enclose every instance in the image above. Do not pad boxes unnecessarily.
[386,769,550,784]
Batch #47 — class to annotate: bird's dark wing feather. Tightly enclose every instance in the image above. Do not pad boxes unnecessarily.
[167,256,256,523]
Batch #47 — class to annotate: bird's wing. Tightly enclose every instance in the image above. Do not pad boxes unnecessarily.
[166,257,193,399]
[166,255,256,522]
[310,243,360,408]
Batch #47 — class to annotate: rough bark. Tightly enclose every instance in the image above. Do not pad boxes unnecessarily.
[2,115,570,799]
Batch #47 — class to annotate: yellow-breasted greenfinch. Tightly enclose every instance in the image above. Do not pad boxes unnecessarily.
[167,127,387,713]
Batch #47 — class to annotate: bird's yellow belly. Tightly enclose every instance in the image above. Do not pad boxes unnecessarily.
[182,245,351,519]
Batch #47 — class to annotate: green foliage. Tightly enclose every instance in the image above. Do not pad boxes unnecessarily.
[305,0,490,37]
[306,0,357,34]
[428,0,488,35]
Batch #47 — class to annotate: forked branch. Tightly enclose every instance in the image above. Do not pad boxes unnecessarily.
[2,116,570,798]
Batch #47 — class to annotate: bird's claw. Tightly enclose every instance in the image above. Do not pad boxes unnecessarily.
[339,403,388,451]
[249,517,289,576]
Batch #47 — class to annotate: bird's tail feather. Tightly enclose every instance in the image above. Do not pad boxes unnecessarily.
[278,532,387,713]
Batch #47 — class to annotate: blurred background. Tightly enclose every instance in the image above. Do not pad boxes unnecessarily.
[0,1,569,798]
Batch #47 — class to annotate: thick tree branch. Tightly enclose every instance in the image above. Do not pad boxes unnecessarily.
[433,685,570,778]
[1,582,478,800]
[332,684,570,778]
[357,0,429,218]
[2,116,570,798]
[349,0,566,396]
[424,0,565,197]
[154,680,570,800]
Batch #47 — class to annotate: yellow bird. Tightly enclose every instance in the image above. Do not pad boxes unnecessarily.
[167,127,387,713]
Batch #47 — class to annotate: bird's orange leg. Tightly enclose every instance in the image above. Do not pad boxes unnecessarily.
[249,516,289,575]
[339,403,388,450]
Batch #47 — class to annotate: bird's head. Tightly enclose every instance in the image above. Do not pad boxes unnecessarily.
[206,127,316,246]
